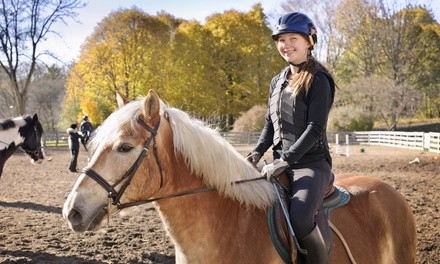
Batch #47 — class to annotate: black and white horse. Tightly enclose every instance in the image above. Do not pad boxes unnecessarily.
[0,114,45,177]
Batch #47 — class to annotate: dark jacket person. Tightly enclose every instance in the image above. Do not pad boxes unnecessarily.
[67,123,83,172]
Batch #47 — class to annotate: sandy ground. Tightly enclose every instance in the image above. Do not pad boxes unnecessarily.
[0,145,438,263]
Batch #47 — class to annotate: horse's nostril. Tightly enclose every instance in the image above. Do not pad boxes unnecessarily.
[68,209,83,226]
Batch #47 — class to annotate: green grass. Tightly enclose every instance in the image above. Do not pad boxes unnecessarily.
[44,140,68,147]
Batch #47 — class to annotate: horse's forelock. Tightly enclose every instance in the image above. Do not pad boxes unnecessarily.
[89,100,164,152]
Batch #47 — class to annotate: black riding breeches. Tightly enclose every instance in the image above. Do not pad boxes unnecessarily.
[287,159,333,240]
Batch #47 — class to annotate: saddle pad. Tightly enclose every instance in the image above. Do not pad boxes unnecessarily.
[324,186,350,217]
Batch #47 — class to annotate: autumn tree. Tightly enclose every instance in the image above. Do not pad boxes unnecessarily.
[401,8,440,118]
[64,5,282,129]
[64,8,172,123]
[334,1,439,126]
[0,70,15,117]
[0,0,85,115]
[333,0,381,83]
[204,4,282,129]
[162,20,221,117]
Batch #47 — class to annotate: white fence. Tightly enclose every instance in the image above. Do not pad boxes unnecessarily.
[45,131,440,154]
[221,131,440,154]
[219,132,261,145]
[328,131,440,154]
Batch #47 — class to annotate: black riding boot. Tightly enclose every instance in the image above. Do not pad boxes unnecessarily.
[300,225,328,264]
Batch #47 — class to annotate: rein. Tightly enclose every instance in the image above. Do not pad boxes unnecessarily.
[117,186,214,209]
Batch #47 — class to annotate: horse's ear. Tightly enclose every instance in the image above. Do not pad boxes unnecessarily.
[142,90,160,125]
[116,92,128,108]
[33,114,39,122]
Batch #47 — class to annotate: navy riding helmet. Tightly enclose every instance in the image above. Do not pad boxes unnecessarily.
[272,12,317,50]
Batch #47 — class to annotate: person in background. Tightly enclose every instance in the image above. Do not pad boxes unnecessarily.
[67,123,83,173]
[247,12,337,264]
[80,116,93,150]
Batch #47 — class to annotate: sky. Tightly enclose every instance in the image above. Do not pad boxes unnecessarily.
[44,0,282,64]
[43,0,439,65]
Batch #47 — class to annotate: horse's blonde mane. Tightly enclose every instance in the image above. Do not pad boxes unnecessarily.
[165,107,276,209]
[91,99,276,209]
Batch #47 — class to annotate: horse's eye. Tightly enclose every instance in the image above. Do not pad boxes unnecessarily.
[118,143,133,153]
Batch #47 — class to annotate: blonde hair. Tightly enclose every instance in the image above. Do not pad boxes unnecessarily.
[288,56,324,96]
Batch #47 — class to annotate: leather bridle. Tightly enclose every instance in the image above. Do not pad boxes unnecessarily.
[82,117,164,209]
[82,116,214,211]
[1,126,42,159]
[22,126,43,158]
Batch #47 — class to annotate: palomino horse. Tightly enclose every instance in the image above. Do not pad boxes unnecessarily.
[0,114,45,177]
[63,90,416,264]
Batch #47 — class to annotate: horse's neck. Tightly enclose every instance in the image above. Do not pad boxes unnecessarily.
[0,127,22,150]
[156,192,238,251]
[147,158,276,263]
[154,161,244,258]
[0,128,22,177]
[156,190,270,263]
[0,144,18,177]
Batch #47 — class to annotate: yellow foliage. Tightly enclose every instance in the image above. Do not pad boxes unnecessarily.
[63,5,283,128]
[78,97,101,125]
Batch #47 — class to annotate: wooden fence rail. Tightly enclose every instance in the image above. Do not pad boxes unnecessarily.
[44,131,440,154]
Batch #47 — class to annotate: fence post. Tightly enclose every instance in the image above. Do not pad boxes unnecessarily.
[423,132,430,151]
[335,134,340,155]
[345,134,351,157]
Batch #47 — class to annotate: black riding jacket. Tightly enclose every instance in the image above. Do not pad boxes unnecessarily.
[80,121,93,133]
[254,66,335,167]
[67,128,82,151]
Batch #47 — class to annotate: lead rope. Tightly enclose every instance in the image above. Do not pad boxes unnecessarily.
[329,221,358,264]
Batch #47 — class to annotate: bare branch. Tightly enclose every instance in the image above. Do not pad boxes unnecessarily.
[0,0,86,114]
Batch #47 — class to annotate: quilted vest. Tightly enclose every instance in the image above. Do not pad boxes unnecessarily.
[270,81,308,150]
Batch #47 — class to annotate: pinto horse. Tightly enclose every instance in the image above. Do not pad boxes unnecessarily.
[63,90,416,264]
[0,114,45,177]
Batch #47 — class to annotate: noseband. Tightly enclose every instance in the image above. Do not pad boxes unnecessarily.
[83,117,164,209]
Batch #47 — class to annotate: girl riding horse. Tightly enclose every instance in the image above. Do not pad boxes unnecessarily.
[63,90,416,264]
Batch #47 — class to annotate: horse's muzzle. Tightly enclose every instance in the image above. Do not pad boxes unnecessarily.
[65,206,108,233]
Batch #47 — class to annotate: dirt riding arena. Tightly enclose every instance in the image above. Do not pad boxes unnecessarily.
[0,145,438,263]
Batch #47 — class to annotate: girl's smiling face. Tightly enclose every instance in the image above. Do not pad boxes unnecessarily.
[276,33,310,65]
